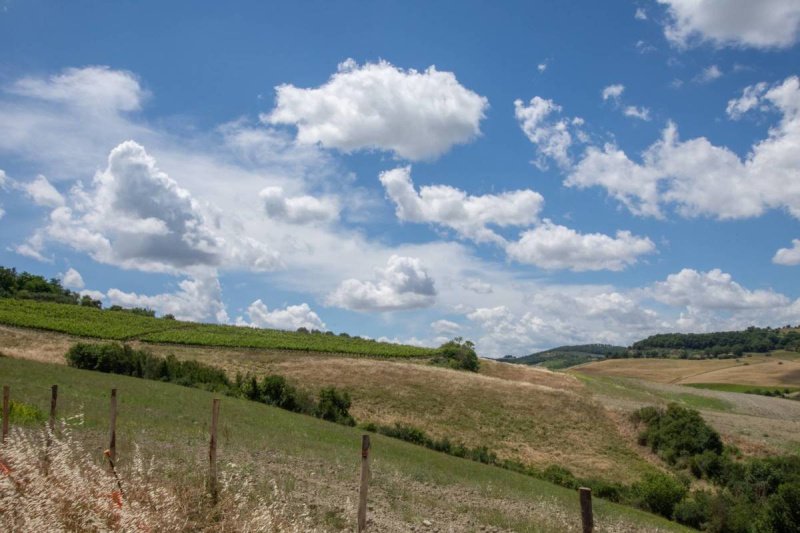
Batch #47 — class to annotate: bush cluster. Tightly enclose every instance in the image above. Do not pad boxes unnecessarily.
[65,342,355,426]
[430,337,480,371]
[632,403,800,531]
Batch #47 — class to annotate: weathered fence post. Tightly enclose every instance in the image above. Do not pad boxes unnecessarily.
[209,398,220,505]
[108,388,117,463]
[49,385,58,431]
[579,486,593,533]
[357,434,371,532]
[2,385,9,444]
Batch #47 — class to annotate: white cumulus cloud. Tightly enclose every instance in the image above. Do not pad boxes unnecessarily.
[623,106,651,121]
[379,166,543,244]
[506,220,655,271]
[773,239,800,265]
[16,140,280,273]
[657,0,800,49]
[726,82,769,119]
[260,186,339,224]
[514,96,581,169]
[567,76,800,220]
[107,273,229,323]
[265,58,488,161]
[237,300,325,331]
[60,267,85,290]
[327,255,436,311]
[650,268,789,310]
[602,84,625,101]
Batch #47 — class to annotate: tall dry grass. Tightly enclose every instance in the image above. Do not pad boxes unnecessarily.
[0,421,317,532]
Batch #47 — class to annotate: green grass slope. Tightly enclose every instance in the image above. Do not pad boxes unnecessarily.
[0,356,689,532]
[0,298,433,357]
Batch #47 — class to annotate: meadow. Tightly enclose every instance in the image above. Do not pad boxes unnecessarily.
[0,356,688,532]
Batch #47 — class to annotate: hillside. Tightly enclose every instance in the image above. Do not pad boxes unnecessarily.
[571,355,800,456]
[0,324,657,484]
[0,356,688,532]
[0,298,434,358]
[510,344,627,370]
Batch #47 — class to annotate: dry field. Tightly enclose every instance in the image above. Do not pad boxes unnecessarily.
[572,356,800,456]
[574,353,800,387]
[0,325,656,483]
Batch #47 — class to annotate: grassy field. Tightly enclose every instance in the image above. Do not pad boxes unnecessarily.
[574,372,800,457]
[0,356,689,532]
[0,325,657,483]
[573,352,800,387]
[0,298,434,357]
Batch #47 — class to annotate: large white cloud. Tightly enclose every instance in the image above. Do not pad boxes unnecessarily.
[107,273,229,323]
[265,58,488,161]
[506,220,655,271]
[657,0,800,49]
[467,289,663,355]
[379,166,543,244]
[773,239,800,266]
[650,268,789,310]
[260,186,339,225]
[17,141,280,273]
[514,96,580,169]
[327,255,436,311]
[568,76,800,220]
[236,300,325,331]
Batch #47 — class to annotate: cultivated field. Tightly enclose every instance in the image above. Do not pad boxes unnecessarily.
[0,356,689,532]
[0,299,434,357]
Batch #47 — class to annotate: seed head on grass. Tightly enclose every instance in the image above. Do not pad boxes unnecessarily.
[0,423,319,531]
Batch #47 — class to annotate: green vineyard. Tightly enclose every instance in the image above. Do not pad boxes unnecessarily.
[0,298,435,358]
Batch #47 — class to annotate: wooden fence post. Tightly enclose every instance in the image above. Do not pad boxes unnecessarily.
[2,385,9,444]
[579,487,593,533]
[49,385,58,431]
[108,388,117,463]
[209,398,220,505]
[357,434,371,532]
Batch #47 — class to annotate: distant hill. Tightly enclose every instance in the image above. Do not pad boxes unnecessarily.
[631,327,800,357]
[508,344,627,369]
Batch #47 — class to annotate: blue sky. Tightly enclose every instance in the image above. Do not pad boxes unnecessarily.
[1,0,799,356]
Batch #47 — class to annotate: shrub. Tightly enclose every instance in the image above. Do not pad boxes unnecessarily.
[430,337,479,372]
[542,465,579,489]
[315,387,355,426]
[765,482,800,533]
[633,403,723,466]
[634,472,687,518]
[673,491,712,529]
[259,375,300,411]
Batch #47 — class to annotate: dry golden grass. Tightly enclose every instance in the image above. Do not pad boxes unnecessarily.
[0,424,315,532]
[575,354,800,387]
